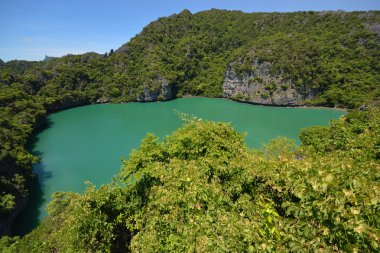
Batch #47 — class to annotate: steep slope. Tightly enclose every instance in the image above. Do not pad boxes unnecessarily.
[113,9,380,107]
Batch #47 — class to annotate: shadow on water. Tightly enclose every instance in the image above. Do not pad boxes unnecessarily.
[11,164,52,236]
[11,118,54,236]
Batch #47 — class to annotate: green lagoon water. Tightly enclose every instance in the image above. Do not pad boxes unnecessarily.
[13,97,345,234]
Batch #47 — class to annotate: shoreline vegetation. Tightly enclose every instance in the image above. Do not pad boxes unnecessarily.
[97,94,350,111]
[0,8,379,251]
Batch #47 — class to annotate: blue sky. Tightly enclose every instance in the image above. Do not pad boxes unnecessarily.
[0,0,379,61]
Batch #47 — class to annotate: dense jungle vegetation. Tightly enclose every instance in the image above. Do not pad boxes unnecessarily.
[0,9,379,251]
[1,108,380,252]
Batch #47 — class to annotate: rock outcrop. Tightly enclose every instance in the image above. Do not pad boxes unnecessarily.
[96,97,110,104]
[223,60,311,106]
[136,77,174,102]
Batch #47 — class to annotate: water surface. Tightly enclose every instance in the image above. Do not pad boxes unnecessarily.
[13,98,344,234]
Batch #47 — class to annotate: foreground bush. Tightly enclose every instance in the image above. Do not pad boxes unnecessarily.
[3,109,379,252]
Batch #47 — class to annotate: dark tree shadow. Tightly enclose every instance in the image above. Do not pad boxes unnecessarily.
[11,118,54,236]
[11,165,50,236]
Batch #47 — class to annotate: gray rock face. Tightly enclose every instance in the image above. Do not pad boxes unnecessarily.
[360,11,380,42]
[223,60,308,106]
[365,23,380,41]
[96,97,110,104]
[136,77,174,102]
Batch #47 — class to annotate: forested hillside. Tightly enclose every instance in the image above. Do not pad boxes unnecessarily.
[0,9,379,242]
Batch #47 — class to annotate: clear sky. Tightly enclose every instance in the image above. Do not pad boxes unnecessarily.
[0,0,379,61]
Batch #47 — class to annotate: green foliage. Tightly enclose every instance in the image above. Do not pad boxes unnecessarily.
[0,194,15,213]
[300,107,380,160]
[0,236,20,253]
[0,8,379,249]
[234,28,380,108]
[4,108,380,252]
[11,184,131,253]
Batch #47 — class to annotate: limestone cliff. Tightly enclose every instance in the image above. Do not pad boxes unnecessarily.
[136,77,173,102]
[223,59,313,106]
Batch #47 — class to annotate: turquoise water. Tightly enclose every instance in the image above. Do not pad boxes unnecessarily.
[13,98,345,234]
